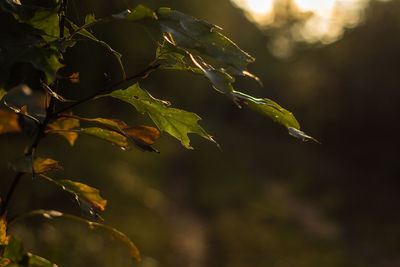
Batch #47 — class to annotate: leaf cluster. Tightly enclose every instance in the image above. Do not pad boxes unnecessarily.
[0,1,318,266]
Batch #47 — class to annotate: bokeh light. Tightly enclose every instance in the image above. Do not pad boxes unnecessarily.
[231,0,383,56]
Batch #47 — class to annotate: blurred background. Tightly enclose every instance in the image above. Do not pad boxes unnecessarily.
[1,0,400,266]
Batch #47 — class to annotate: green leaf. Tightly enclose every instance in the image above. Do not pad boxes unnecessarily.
[84,14,96,25]
[18,210,141,262]
[156,8,255,77]
[78,127,128,149]
[112,5,157,21]
[234,91,318,142]
[3,237,25,264]
[66,115,160,152]
[17,8,60,42]
[0,45,64,84]
[0,89,6,102]
[67,19,126,79]
[40,175,107,213]
[156,41,203,74]
[106,83,216,149]
[27,252,58,267]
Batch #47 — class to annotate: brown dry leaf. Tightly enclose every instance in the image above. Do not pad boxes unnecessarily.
[48,117,80,146]
[123,125,160,145]
[68,72,80,83]
[0,214,10,246]
[0,109,20,134]
[34,158,62,173]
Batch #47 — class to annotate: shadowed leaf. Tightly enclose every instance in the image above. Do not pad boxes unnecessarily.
[17,210,141,262]
[106,83,216,149]
[113,5,157,21]
[1,235,57,266]
[0,110,20,134]
[0,89,6,101]
[156,8,255,77]
[3,236,24,263]
[11,157,62,174]
[67,19,126,79]
[47,117,80,146]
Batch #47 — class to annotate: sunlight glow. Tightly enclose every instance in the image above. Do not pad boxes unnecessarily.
[231,0,379,52]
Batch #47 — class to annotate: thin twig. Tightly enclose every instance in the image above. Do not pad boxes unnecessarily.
[53,63,160,116]
[0,173,24,216]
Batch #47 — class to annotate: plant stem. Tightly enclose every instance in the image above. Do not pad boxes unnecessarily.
[53,63,160,116]
[0,173,24,216]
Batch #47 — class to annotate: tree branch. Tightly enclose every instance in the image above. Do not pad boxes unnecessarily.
[53,63,160,116]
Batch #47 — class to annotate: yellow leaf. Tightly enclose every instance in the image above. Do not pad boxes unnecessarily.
[0,109,20,134]
[48,117,80,146]
[34,158,62,173]
[0,214,10,246]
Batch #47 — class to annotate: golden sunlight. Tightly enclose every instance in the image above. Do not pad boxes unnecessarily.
[231,0,375,46]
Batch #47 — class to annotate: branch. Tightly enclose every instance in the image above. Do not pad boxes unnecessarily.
[53,63,160,116]
[0,173,24,216]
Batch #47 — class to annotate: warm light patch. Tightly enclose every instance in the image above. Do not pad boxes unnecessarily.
[231,0,378,48]
[231,0,274,15]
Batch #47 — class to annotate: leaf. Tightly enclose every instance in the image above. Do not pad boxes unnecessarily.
[1,235,57,266]
[106,83,216,149]
[19,210,141,262]
[11,157,62,174]
[112,5,157,21]
[68,72,80,83]
[67,19,126,79]
[84,14,96,25]
[33,158,62,173]
[0,258,11,267]
[123,126,160,145]
[47,117,80,146]
[27,252,58,267]
[0,214,10,246]
[3,236,25,264]
[0,89,6,102]
[78,127,128,149]
[0,110,20,134]
[40,175,107,213]
[0,46,64,84]
[156,8,255,77]
[234,91,319,142]
[18,8,60,42]
[64,115,160,152]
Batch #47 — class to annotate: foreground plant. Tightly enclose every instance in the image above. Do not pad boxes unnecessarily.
[0,0,317,265]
